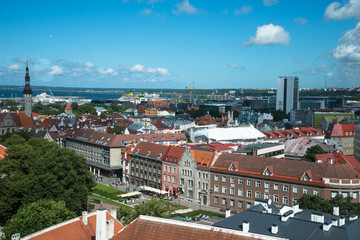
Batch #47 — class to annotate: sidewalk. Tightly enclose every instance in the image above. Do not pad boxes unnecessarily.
[95,175,223,214]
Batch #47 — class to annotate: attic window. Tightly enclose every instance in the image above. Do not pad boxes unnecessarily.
[158,153,162,159]
[147,151,151,156]
[136,149,140,154]
[107,138,111,141]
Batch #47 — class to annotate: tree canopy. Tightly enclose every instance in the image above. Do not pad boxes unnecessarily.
[2,199,76,239]
[117,198,173,225]
[0,136,95,225]
[300,194,360,217]
[301,145,327,162]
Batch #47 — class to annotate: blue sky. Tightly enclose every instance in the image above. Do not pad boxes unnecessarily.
[1,0,360,89]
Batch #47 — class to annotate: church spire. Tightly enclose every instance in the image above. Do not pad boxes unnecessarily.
[23,61,33,118]
[23,61,32,95]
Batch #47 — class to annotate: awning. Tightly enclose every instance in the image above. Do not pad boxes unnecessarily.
[139,186,168,195]
[118,191,142,198]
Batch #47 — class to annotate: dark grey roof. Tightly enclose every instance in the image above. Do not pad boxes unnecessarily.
[213,206,360,240]
[235,142,283,154]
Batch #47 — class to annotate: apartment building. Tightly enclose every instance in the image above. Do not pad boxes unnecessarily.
[210,153,360,213]
[129,142,169,189]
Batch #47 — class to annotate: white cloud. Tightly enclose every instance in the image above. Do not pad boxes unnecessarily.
[98,68,118,76]
[48,65,63,75]
[84,61,94,68]
[8,64,20,70]
[333,22,360,63]
[140,8,152,15]
[129,64,145,72]
[294,17,308,25]
[173,0,198,15]
[229,64,245,70]
[324,0,360,20]
[234,6,252,15]
[263,0,279,7]
[147,67,170,75]
[243,23,290,46]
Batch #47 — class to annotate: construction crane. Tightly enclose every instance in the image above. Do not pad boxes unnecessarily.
[186,81,203,104]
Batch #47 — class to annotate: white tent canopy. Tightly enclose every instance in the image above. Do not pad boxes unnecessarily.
[118,191,142,198]
[139,186,168,195]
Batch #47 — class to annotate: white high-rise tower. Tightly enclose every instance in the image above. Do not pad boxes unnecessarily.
[276,76,299,114]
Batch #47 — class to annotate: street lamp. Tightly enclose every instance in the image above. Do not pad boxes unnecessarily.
[199,190,207,211]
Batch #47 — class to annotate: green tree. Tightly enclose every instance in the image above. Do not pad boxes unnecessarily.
[107,126,124,134]
[71,102,79,111]
[0,131,32,145]
[0,136,95,224]
[75,103,97,115]
[118,198,174,225]
[301,145,327,162]
[299,194,360,217]
[2,199,76,239]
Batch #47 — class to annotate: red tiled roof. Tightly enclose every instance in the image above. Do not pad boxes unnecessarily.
[65,103,72,110]
[331,123,360,137]
[0,144,6,160]
[163,145,186,164]
[262,127,324,140]
[191,149,215,169]
[25,211,123,240]
[315,150,360,168]
[111,216,252,240]
[212,152,360,185]
[132,142,170,160]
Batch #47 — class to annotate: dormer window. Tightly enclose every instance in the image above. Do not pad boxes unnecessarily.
[157,153,162,159]
[147,151,151,156]
[136,149,140,154]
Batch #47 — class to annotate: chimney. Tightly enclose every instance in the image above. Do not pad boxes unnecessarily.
[281,210,293,222]
[242,221,249,233]
[106,219,114,239]
[111,208,117,219]
[293,202,300,214]
[339,215,345,226]
[271,224,278,234]
[226,207,231,218]
[349,214,358,221]
[96,206,107,240]
[311,213,324,223]
[333,204,339,216]
[82,211,88,225]
[322,220,332,232]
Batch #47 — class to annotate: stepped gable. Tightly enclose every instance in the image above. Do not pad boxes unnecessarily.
[0,112,34,130]
[212,152,360,184]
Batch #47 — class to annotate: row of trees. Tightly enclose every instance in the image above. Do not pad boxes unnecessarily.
[0,134,95,238]
[300,194,360,216]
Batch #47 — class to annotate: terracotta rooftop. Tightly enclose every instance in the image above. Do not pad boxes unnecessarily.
[331,123,360,137]
[262,127,324,140]
[0,144,6,160]
[0,112,34,130]
[111,215,254,240]
[23,211,123,240]
[191,149,215,169]
[65,103,72,111]
[212,152,360,185]
[315,150,360,168]
[132,142,170,160]
[164,145,186,164]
